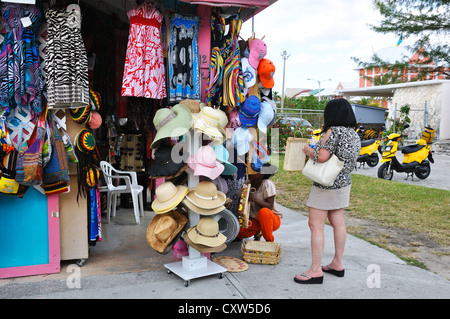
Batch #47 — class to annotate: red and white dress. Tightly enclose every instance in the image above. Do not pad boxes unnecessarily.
[121,3,166,99]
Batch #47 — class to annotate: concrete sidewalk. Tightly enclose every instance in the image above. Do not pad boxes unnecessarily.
[1,204,449,299]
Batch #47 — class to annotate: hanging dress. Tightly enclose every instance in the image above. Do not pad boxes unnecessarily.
[168,13,200,103]
[0,2,43,116]
[45,4,89,108]
[121,2,166,99]
[206,10,244,108]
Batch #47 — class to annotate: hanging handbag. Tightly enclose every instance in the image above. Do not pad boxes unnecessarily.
[41,110,70,196]
[302,132,344,187]
[237,181,251,228]
[283,131,309,171]
[15,112,46,186]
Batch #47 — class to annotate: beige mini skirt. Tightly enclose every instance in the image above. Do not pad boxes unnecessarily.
[306,185,351,210]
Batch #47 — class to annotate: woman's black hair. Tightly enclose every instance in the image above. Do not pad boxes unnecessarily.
[322,98,357,133]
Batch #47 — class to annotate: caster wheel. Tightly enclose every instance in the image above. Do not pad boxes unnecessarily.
[167,269,172,274]
[218,273,224,279]
[76,259,85,267]
[184,280,190,287]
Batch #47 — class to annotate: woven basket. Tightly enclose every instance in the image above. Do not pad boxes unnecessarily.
[241,240,282,265]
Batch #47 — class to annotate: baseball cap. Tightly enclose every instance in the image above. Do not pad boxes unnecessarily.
[258,58,275,89]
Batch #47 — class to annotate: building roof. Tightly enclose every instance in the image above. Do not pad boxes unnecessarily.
[363,46,414,65]
[338,79,450,97]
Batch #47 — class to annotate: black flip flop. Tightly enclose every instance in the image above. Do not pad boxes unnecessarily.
[322,265,345,277]
[293,274,323,284]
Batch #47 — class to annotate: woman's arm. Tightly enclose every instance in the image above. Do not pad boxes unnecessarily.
[303,129,332,163]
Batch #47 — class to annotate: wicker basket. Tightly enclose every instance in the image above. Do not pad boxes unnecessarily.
[241,240,282,265]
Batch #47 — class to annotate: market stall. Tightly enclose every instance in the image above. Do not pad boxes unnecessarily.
[0,0,278,282]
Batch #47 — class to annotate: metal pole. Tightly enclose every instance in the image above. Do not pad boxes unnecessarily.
[281,51,290,112]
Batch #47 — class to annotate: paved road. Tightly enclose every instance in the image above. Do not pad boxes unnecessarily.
[352,152,450,191]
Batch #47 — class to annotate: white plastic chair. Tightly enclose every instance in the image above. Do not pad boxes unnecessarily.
[100,161,144,224]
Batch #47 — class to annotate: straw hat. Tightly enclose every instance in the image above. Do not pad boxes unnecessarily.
[179,99,201,114]
[183,230,227,253]
[151,181,188,214]
[151,104,192,149]
[184,181,226,210]
[182,197,225,216]
[146,210,188,254]
[212,256,248,272]
[185,217,227,247]
[192,107,226,144]
[187,145,224,180]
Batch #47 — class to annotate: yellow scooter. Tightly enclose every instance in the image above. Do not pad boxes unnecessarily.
[377,126,435,180]
[357,138,381,168]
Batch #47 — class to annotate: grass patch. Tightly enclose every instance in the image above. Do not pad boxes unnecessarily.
[272,154,450,246]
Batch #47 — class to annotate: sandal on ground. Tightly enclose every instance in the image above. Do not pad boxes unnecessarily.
[293,274,323,284]
[322,265,345,277]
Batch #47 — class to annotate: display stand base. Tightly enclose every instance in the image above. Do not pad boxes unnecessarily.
[165,257,226,287]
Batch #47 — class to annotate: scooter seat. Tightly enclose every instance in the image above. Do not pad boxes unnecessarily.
[361,139,375,147]
[401,144,424,154]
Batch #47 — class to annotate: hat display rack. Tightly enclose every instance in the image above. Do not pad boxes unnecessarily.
[147,8,278,287]
[163,129,228,287]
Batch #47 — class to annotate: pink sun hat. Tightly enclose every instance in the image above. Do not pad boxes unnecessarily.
[187,145,224,180]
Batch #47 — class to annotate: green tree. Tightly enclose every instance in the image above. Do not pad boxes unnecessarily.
[353,0,450,83]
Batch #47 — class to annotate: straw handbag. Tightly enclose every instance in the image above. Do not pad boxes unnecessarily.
[283,131,309,171]
[237,182,251,228]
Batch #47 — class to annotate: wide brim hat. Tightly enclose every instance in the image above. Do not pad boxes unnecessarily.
[213,144,237,175]
[182,198,226,216]
[184,181,227,210]
[147,209,188,254]
[192,107,226,144]
[151,104,192,149]
[151,181,189,214]
[185,217,227,247]
[187,145,225,180]
[148,144,187,179]
[183,229,227,253]
[179,99,201,114]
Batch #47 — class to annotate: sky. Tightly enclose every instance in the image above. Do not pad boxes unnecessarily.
[239,0,409,95]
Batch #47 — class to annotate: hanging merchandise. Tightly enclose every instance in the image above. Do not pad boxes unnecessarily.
[15,109,46,185]
[168,13,201,103]
[206,9,244,108]
[121,2,166,99]
[45,4,89,108]
[0,1,43,117]
[147,144,187,179]
[151,181,189,215]
[150,103,192,149]
[0,148,21,195]
[239,95,261,127]
[182,181,227,216]
[257,58,275,89]
[191,106,227,145]
[74,128,101,200]
[184,217,227,248]
[257,98,275,134]
[146,209,188,254]
[213,144,237,175]
[186,145,224,180]
[40,111,70,196]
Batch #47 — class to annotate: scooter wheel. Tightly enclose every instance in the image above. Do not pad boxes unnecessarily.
[414,163,431,179]
[377,162,393,180]
[367,154,379,167]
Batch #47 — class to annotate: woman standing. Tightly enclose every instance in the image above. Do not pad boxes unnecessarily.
[294,99,360,284]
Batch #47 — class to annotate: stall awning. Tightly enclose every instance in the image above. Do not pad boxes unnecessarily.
[179,0,270,7]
